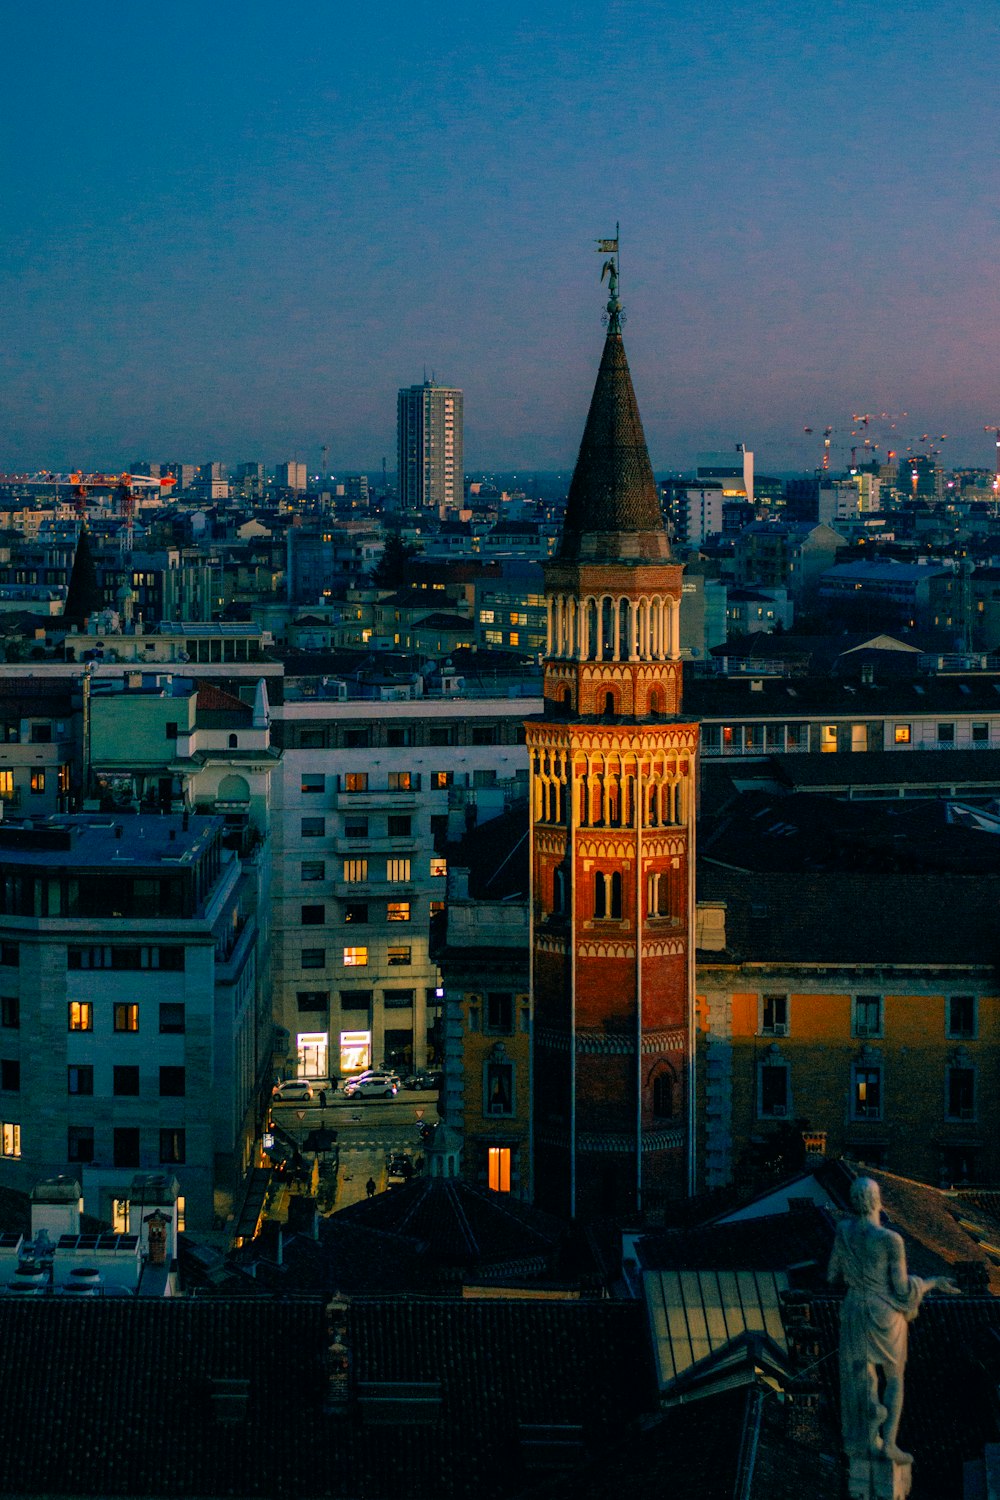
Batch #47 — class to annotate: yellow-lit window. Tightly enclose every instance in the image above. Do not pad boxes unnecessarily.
[820,725,837,753]
[430,857,447,878]
[30,770,45,794]
[343,859,368,883]
[344,772,368,792]
[58,764,70,793]
[1,1122,20,1158]
[894,723,911,744]
[114,1003,139,1033]
[488,1146,511,1193]
[343,946,368,967]
[68,1001,92,1032]
[387,902,410,922]
[387,859,411,882]
[112,1198,129,1233]
[0,771,12,797]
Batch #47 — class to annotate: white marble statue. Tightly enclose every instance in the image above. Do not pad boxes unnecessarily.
[827,1176,959,1465]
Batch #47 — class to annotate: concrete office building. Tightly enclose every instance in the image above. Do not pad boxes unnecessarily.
[270,678,539,1086]
[397,381,464,513]
[0,814,262,1232]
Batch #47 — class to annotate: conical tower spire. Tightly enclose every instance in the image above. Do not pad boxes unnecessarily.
[558,246,669,564]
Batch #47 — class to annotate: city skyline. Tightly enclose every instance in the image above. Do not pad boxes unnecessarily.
[2,2,999,475]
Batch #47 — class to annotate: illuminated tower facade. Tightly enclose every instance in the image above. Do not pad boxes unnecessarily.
[526,260,698,1221]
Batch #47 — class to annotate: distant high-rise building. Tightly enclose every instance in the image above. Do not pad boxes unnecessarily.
[397,381,463,512]
[275,461,307,494]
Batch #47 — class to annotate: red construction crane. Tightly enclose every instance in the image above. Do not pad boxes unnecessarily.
[4,471,176,550]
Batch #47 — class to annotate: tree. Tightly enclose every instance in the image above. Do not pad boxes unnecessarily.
[63,526,101,629]
[372,533,421,589]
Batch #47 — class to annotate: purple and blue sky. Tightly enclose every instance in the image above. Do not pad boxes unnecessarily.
[2,0,998,475]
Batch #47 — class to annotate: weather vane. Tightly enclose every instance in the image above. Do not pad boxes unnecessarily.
[596,224,622,329]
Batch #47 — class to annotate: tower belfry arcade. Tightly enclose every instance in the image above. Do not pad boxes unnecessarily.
[527,253,698,1221]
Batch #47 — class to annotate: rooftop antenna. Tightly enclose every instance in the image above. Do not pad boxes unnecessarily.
[597,221,622,331]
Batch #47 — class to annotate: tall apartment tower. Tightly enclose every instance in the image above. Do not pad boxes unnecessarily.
[526,266,698,1222]
[397,381,464,512]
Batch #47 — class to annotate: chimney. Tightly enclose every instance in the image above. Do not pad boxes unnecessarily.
[30,1176,82,1241]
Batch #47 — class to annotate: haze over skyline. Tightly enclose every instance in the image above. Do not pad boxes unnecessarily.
[3,0,998,476]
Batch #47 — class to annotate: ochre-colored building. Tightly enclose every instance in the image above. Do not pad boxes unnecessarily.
[527,265,698,1222]
[696,868,1000,1189]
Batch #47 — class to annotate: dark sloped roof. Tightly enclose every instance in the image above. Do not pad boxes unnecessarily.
[0,1295,652,1500]
[558,328,670,563]
[448,802,530,900]
[698,863,1000,965]
[334,1177,564,1277]
[634,1205,834,1277]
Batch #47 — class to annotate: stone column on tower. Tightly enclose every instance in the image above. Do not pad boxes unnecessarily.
[526,256,698,1222]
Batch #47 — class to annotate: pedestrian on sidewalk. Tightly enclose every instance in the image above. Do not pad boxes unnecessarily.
[365,1177,376,1198]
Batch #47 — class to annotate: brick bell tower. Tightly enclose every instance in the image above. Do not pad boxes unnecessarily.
[526,252,698,1222]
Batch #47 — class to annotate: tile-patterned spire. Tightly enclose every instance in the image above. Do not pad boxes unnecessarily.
[558,288,670,564]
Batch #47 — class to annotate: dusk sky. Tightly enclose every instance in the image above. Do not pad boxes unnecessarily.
[3,1,998,476]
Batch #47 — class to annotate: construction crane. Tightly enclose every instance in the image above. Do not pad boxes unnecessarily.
[4,471,176,551]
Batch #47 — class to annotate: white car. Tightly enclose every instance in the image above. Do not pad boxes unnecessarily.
[272,1079,314,1103]
[343,1071,398,1099]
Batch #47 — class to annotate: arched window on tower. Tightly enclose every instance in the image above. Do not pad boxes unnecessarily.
[228,733,238,748]
[651,1065,677,1120]
[593,870,623,920]
[603,690,616,718]
[648,688,662,716]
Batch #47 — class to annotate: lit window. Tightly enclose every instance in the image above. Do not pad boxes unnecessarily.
[0,771,12,798]
[430,856,447,878]
[387,902,411,922]
[30,769,45,794]
[343,946,368,967]
[68,1001,93,1032]
[1,1122,21,1158]
[820,725,837,754]
[479,609,495,624]
[344,772,368,792]
[387,858,411,882]
[894,723,911,745]
[114,1003,139,1033]
[488,1146,511,1192]
[432,772,452,789]
[388,772,412,791]
[343,859,368,883]
[852,1066,882,1120]
[387,945,411,967]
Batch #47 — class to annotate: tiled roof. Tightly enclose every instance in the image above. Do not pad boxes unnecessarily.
[557,328,671,563]
[635,1205,834,1277]
[195,679,253,720]
[698,862,1000,965]
[513,1384,841,1500]
[0,1295,651,1499]
[333,1178,565,1279]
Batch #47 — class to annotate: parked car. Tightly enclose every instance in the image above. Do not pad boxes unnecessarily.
[343,1071,399,1099]
[387,1151,413,1181]
[272,1079,314,1103]
[403,1069,443,1092]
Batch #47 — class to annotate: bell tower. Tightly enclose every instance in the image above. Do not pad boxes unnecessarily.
[527,249,698,1221]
